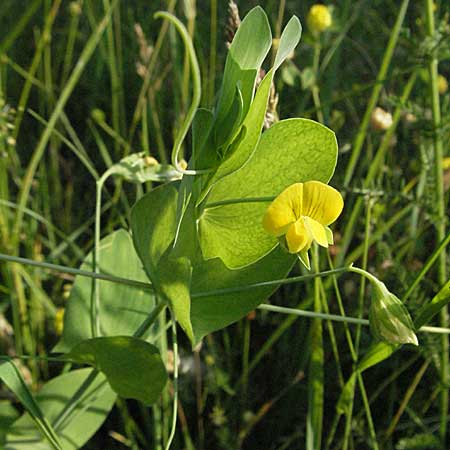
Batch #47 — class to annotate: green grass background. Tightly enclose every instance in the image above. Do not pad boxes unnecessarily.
[0,0,449,449]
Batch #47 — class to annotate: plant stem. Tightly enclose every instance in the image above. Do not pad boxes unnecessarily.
[11,0,116,250]
[164,308,179,450]
[208,0,217,107]
[424,0,448,444]
[343,0,410,187]
[0,253,153,291]
[1,254,448,335]
[338,71,417,263]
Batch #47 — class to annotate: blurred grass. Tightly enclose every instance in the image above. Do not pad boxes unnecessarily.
[0,0,449,449]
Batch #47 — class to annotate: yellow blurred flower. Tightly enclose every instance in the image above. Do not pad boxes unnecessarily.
[263,181,343,268]
[438,75,448,95]
[307,4,332,34]
[55,308,65,336]
[443,157,450,170]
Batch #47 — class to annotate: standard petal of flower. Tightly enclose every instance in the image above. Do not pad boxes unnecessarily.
[304,216,328,248]
[263,183,303,236]
[302,180,343,225]
[285,220,310,253]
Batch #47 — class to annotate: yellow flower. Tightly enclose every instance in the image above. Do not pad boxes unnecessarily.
[438,75,448,95]
[307,4,332,34]
[263,181,343,267]
[443,157,450,170]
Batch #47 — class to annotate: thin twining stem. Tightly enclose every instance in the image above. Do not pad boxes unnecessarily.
[0,253,152,290]
[1,252,449,335]
[257,305,450,335]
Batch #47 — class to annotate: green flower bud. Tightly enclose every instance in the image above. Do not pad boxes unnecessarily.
[91,108,105,123]
[69,1,82,17]
[369,282,418,346]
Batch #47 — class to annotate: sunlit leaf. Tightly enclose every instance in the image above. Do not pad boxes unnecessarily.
[6,369,116,450]
[54,230,155,352]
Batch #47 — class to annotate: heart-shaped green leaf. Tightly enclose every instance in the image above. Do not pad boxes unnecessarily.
[199,118,338,269]
[190,248,295,344]
[131,182,296,346]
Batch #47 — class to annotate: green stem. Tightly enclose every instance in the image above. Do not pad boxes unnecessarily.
[355,198,373,354]
[1,254,448,335]
[338,71,417,263]
[127,0,176,143]
[403,232,450,303]
[0,0,42,55]
[343,0,410,187]
[208,0,217,107]
[11,0,116,250]
[153,12,207,176]
[311,41,324,124]
[424,0,448,444]
[164,308,179,450]
[102,0,121,157]
[205,196,274,208]
[0,253,153,291]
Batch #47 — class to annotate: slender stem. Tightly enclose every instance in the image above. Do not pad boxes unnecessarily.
[403,232,450,302]
[424,0,448,444]
[1,254,448,335]
[205,196,274,209]
[311,41,324,123]
[164,309,179,450]
[306,245,324,449]
[208,0,217,107]
[192,267,349,297]
[0,253,153,291]
[134,302,167,339]
[343,0,409,187]
[52,369,100,430]
[383,359,430,440]
[0,0,42,55]
[11,0,116,249]
[153,12,208,176]
[127,0,176,143]
[92,179,103,337]
[338,71,417,263]
[355,198,373,353]
[357,373,379,450]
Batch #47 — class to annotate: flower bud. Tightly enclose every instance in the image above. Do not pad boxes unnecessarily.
[369,282,418,346]
[143,156,158,167]
[91,108,106,123]
[307,4,332,34]
[69,1,82,17]
[179,158,188,170]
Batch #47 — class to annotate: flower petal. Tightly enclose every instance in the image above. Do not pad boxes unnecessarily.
[302,181,343,225]
[285,219,310,253]
[263,183,303,236]
[304,216,328,248]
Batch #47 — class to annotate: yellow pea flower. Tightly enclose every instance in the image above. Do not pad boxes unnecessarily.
[263,181,343,268]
